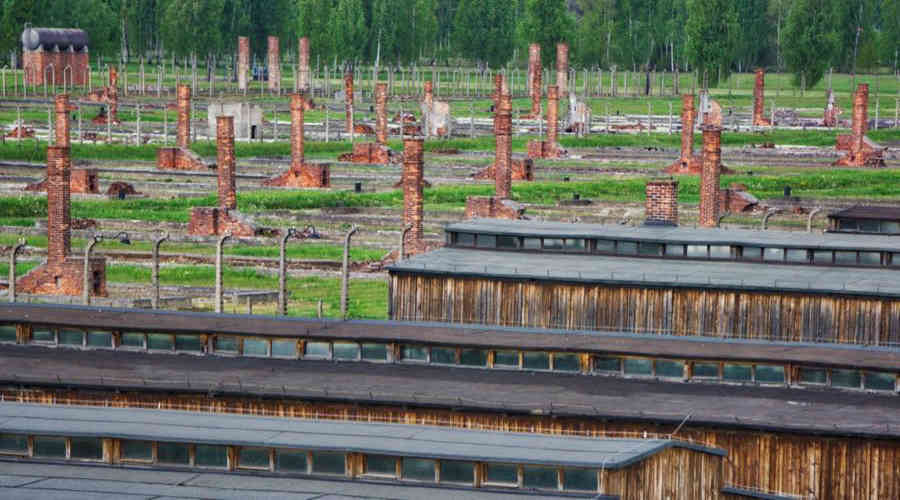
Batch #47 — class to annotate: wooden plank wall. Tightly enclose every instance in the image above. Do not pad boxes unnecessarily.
[390,274,900,345]
[4,388,898,499]
[603,447,723,500]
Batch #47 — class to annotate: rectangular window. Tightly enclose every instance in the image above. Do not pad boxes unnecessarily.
[863,371,895,391]
[0,433,28,454]
[402,345,428,362]
[486,463,518,485]
[813,251,833,264]
[709,245,731,259]
[70,437,103,460]
[31,327,55,344]
[0,324,16,343]
[175,335,204,353]
[33,436,67,458]
[553,353,580,372]
[655,360,685,379]
[195,444,227,468]
[831,369,862,389]
[763,248,784,262]
[361,343,388,361]
[86,331,112,348]
[440,460,474,484]
[837,219,857,231]
[332,342,359,361]
[523,466,558,489]
[834,251,857,265]
[617,241,638,255]
[543,238,564,250]
[147,334,174,351]
[594,239,615,254]
[476,234,497,249]
[493,350,519,368]
[304,341,330,358]
[623,358,653,376]
[883,221,900,234]
[723,364,753,382]
[239,447,271,470]
[523,351,550,370]
[276,449,308,473]
[686,245,707,258]
[430,346,457,365]
[497,236,520,249]
[402,458,435,482]
[120,440,153,462]
[891,253,900,267]
[638,242,663,256]
[271,339,298,358]
[120,333,145,349]
[244,338,272,356]
[785,249,808,263]
[798,367,828,385]
[214,336,238,354]
[565,239,586,252]
[741,246,763,260]
[665,244,685,257]
[311,451,345,475]
[859,252,881,266]
[593,356,622,373]
[157,442,190,465]
[692,363,720,378]
[58,329,84,347]
[523,238,541,250]
[455,233,475,247]
[859,220,880,233]
[563,469,597,491]
[755,365,785,384]
[459,349,488,367]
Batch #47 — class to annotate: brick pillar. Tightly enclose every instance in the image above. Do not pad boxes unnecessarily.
[176,84,191,150]
[54,94,70,147]
[852,83,868,151]
[528,43,541,116]
[699,126,722,228]
[298,37,310,93]
[344,72,354,133]
[493,74,504,109]
[402,139,424,251]
[680,94,696,162]
[108,66,119,124]
[375,83,388,145]
[645,179,678,226]
[495,93,512,199]
[237,36,249,91]
[753,68,766,126]
[556,43,569,98]
[547,85,559,144]
[424,80,434,108]
[267,36,280,91]
[46,146,71,265]
[290,93,305,169]
[216,116,237,211]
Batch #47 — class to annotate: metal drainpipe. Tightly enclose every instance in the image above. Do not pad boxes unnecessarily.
[215,231,233,314]
[340,226,359,320]
[8,239,26,303]
[83,234,102,305]
[151,231,169,310]
[807,208,823,233]
[400,224,413,261]
[279,228,298,316]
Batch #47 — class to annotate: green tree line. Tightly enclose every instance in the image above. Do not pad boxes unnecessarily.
[0,0,897,88]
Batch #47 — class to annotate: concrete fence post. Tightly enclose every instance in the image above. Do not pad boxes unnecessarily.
[215,231,232,314]
[8,239,26,303]
[806,208,824,233]
[279,228,299,316]
[83,234,102,306]
[400,224,413,261]
[151,231,169,310]
[761,210,780,231]
[340,225,359,320]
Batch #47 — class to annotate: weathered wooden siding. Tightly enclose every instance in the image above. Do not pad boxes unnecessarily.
[5,388,898,500]
[603,447,723,500]
[391,274,900,345]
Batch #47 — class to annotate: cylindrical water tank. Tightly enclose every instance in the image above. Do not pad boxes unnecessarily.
[21,28,89,51]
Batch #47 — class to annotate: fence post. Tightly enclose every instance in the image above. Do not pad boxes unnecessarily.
[340,226,359,320]
[279,228,298,316]
[215,231,233,314]
[8,239,26,303]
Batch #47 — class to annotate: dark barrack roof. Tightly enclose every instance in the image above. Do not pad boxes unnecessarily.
[21,28,89,51]
[829,206,900,221]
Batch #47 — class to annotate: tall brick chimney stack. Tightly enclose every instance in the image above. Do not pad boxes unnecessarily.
[176,84,191,150]
[290,93,305,169]
[46,146,72,265]
[645,179,679,226]
[528,43,541,116]
[54,94,71,147]
[375,83,388,146]
[699,125,722,228]
[298,37,310,93]
[680,94,696,162]
[424,80,434,108]
[752,69,771,126]
[852,83,868,152]
[402,138,425,253]
[267,36,281,92]
[556,43,569,98]
[107,66,119,124]
[547,85,559,144]
[216,116,237,211]
[237,37,249,91]
[495,92,513,199]
[344,72,354,134]
[493,74,504,109]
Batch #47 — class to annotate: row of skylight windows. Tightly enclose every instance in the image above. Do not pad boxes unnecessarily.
[449,232,900,268]
[2,325,895,393]
[0,434,598,493]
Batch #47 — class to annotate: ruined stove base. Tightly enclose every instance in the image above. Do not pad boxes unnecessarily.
[527,140,567,159]
[16,257,107,297]
[464,196,526,220]
[188,207,258,237]
[25,168,100,194]
[157,148,209,171]
[833,135,886,167]
[472,158,534,182]
[263,164,331,188]
[338,143,399,164]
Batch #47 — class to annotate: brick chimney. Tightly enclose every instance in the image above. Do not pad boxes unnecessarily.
[107,66,119,124]
[402,138,424,253]
[556,43,569,98]
[344,72,354,134]
[237,36,249,91]
[495,92,512,199]
[267,36,280,92]
[699,125,722,228]
[46,146,71,265]
[216,116,237,211]
[645,179,678,226]
[852,83,868,152]
[176,84,191,150]
[54,94,71,147]
[528,43,541,116]
[752,69,771,126]
[298,37,310,93]
[290,93,305,169]
[375,83,388,146]
[680,94,696,161]
[424,80,434,108]
[547,85,559,144]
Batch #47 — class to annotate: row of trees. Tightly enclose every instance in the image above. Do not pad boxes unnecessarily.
[0,0,898,88]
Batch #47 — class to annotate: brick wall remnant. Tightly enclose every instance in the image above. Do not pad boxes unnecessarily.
[344,73,354,134]
[237,37,249,92]
[267,36,281,92]
[298,37,310,93]
[402,139,425,255]
[22,28,89,86]
[645,179,678,226]
[752,69,771,126]
[527,85,566,159]
[834,84,886,167]
[556,43,569,98]
[265,93,331,188]
[528,43,541,117]
[699,125,722,228]
[823,89,841,127]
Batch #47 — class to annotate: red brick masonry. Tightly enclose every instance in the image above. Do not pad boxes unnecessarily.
[645,179,679,226]
[833,83,886,167]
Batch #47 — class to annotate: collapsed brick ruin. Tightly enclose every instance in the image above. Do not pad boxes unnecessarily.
[339,83,399,164]
[823,89,841,127]
[237,36,249,92]
[26,94,99,194]
[645,179,679,226]
[527,85,566,159]
[267,36,281,93]
[527,43,542,118]
[21,28,89,86]
[264,93,331,188]
[17,145,107,297]
[157,85,209,171]
[556,43,568,98]
[699,125,722,228]
[188,116,257,236]
[752,68,771,126]
[834,84,886,167]
[298,37,310,94]
[473,76,533,183]
[465,91,525,220]
[86,66,120,125]
[421,80,452,137]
